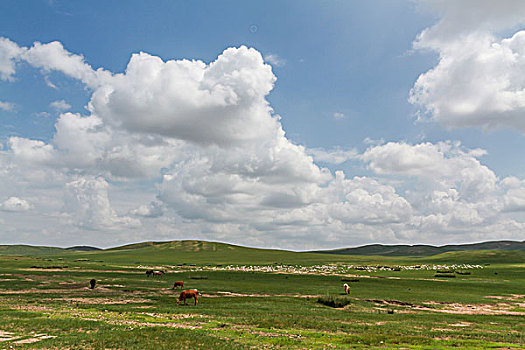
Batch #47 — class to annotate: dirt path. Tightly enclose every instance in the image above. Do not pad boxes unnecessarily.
[202,291,320,298]
[361,298,525,315]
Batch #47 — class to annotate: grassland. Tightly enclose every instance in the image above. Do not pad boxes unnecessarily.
[0,241,523,349]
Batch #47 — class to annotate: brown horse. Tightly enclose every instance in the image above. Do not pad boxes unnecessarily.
[146,270,164,277]
[172,281,184,289]
[177,289,199,306]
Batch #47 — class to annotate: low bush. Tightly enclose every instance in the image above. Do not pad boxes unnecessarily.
[341,277,359,282]
[317,295,351,308]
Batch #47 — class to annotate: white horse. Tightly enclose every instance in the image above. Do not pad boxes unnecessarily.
[343,283,351,294]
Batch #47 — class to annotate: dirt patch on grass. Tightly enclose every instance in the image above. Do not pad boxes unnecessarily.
[361,298,525,315]
[423,301,525,315]
[63,297,152,305]
[449,322,472,327]
[13,334,56,344]
[0,331,55,344]
[0,286,122,294]
[486,294,524,301]
[365,299,416,307]
[11,274,56,280]
[10,305,56,312]
[204,291,320,298]
[141,312,209,320]
[76,316,204,330]
[0,331,15,341]
[72,268,142,274]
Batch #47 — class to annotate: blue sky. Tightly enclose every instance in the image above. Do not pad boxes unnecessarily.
[1,0,524,249]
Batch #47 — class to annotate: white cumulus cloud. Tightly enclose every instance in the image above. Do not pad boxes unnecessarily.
[0,37,24,81]
[1,197,33,212]
[50,99,71,112]
[410,0,525,133]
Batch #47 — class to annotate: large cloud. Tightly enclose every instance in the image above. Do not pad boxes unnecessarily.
[0,36,524,248]
[89,47,278,146]
[410,0,525,132]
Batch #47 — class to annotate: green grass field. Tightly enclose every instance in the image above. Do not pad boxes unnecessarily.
[0,241,523,349]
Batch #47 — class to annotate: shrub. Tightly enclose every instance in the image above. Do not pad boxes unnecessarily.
[341,277,359,282]
[317,295,351,308]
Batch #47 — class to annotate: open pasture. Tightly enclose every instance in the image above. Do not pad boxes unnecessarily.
[0,243,524,349]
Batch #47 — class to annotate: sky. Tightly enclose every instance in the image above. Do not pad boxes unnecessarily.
[0,0,525,250]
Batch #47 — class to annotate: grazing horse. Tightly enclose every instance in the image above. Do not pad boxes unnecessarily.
[172,281,184,289]
[89,279,96,289]
[343,283,351,294]
[177,289,199,306]
[146,270,164,277]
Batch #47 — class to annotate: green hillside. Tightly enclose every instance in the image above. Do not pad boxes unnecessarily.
[420,249,525,264]
[0,245,68,256]
[1,240,524,266]
[65,240,368,265]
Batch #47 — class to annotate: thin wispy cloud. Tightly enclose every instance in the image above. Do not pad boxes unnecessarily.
[333,112,345,120]
[264,53,286,67]
[50,99,71,112]
[0,100,14,111]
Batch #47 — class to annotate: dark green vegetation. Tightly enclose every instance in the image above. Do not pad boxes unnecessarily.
[0,241,524,349]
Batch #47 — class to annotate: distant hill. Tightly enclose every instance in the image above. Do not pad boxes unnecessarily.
[312,240,525,256]
[1,240,524,265]
[66,246,101,252]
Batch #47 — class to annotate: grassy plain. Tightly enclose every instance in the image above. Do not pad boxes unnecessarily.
[0,241,523,349]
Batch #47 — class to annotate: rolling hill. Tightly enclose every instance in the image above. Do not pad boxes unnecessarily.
[312,240,525,256]
[0,240,524,265]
